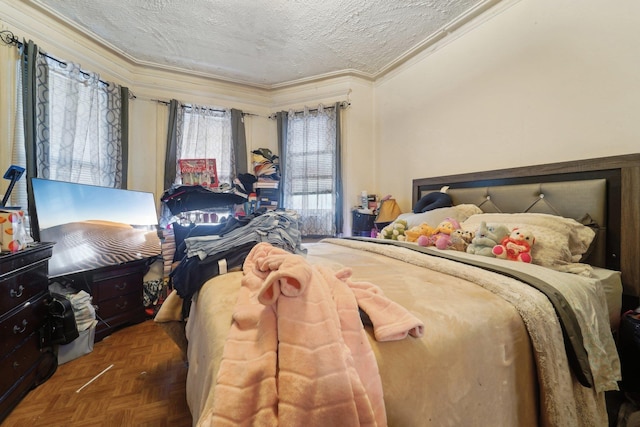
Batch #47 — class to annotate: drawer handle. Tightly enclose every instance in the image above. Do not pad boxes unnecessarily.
[10,285,25,298]
[13,319,28,334]
[116,300,129,310]
[13,362,20,370]
[115,282,128,291]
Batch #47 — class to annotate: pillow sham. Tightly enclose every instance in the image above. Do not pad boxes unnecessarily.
[397,204,482,229]
[461,213,597,275]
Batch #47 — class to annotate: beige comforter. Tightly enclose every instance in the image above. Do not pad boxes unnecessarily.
[169,239,620,426]
[199,242,423,426]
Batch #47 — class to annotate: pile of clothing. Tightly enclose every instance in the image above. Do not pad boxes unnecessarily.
[233,148,280,197]
[170,209,305,317]
[48,283,96,333]
[252,148,279,183]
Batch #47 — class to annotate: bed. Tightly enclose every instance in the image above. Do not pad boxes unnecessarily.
[156,153,640,427]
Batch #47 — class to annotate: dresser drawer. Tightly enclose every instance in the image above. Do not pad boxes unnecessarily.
[96,292,143,319]
[0,262,48,318]
[0,244,53,277]
[92,272,143,302]
[0,340,54,422]
[0,292,49,356]
[0,332,41,399]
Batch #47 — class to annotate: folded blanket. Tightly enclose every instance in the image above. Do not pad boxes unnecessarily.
[199,242,423,426]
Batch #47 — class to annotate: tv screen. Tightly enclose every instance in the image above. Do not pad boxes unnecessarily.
[31,178,162,278]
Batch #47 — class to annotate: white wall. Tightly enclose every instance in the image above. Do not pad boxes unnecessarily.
[375,0,640,211]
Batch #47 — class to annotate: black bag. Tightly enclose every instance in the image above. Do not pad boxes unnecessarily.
[44,293,79,346]
[619,310,640,391]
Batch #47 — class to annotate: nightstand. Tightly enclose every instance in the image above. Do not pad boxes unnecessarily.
[352,211,376,237]
[0,243,56,422]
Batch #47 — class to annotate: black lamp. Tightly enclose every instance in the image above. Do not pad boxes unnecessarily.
[1,165,25,208]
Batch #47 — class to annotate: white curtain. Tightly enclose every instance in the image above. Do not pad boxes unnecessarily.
[43,58,124,186]
[175,105,234,186]
[282,105,338,236]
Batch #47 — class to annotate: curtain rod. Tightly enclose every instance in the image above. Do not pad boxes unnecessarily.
[0,30,19,46]
[1,29,110,87]
[268,101,350,120]
[150,98,260,117]
[153,99,230,114]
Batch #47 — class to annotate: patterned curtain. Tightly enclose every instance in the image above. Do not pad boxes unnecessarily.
[282,104,341,237]
[42,58,125,187]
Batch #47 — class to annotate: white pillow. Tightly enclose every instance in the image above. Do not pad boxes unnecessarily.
[461,213,596,275]
[397,204,482,229]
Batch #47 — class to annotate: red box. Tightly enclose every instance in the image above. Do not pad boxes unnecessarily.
[179,159,219,188]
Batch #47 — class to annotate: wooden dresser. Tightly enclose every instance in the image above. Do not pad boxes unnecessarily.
[87,259,148,342]
[49,258,149,343]
[0,243,56,422]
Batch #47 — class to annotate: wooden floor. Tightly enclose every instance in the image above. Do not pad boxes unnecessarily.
[3,320,192,427]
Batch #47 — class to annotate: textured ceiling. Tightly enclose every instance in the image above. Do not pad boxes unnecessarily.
[27,0,496,87]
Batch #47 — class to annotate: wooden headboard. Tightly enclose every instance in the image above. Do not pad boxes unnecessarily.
[412,154,640,304]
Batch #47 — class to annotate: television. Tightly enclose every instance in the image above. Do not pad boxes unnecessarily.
[31,178,162,278]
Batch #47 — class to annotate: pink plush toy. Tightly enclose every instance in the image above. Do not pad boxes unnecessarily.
[429,217,461,250]
[417,234,430,247]
[492,228,535,263]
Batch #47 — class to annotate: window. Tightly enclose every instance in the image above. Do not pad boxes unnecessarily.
[43,58,124,186]
[14,53,125,188]
[175,106,234,186]
[282,105,341,236]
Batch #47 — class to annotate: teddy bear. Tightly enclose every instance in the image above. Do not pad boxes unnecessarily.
[466,221,510,257]
[447,229,474,252]
[377,219,408,241]
[492,228,535,263]
[427,217,461,249]
[404,222,435,243]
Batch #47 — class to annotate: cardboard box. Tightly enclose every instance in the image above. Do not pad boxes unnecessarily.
[179,159,218,188]
[0,209,28,253]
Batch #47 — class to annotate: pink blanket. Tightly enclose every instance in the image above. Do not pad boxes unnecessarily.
[199,242,423,426]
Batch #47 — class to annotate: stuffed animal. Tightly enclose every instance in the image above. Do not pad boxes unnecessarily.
[466,221,510,257]
[405,223,435,243]
[429,217,461,249]
[377,219,408,241]
[492,228,535,263]
[416,234,431,247]
[447,229,474,252]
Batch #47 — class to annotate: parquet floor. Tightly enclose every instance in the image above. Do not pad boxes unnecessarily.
[2,320,192,427]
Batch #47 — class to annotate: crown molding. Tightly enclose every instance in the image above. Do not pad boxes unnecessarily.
[14,0,508,91]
